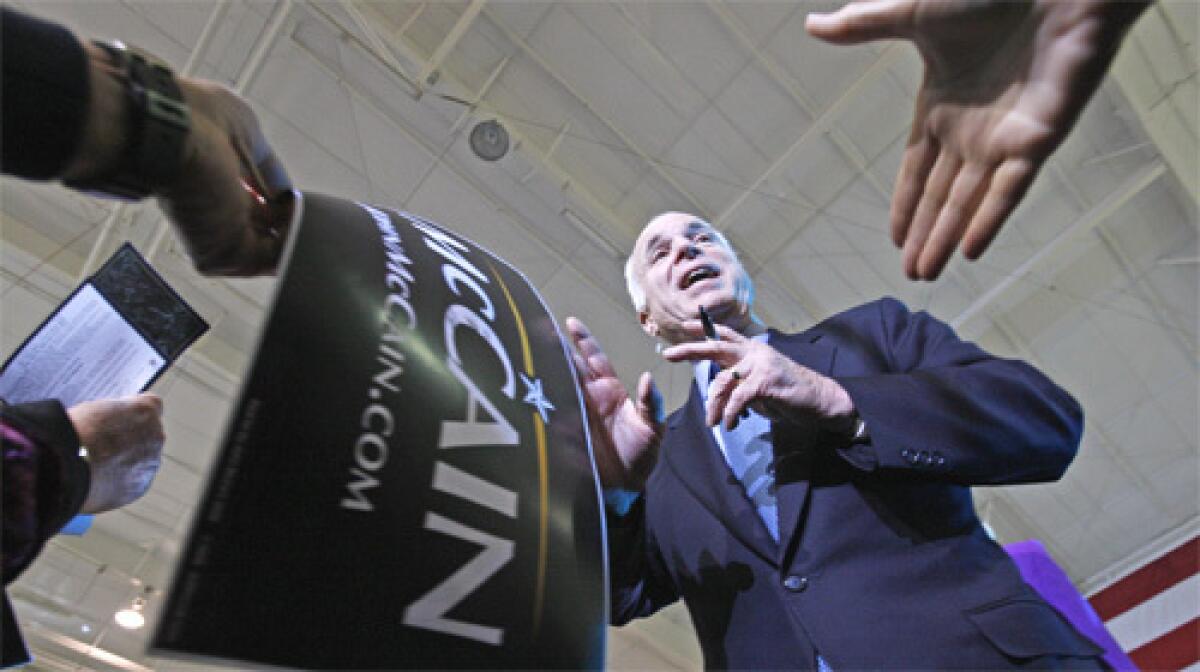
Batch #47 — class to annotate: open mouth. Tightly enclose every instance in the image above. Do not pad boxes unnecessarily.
[681,264,719,289]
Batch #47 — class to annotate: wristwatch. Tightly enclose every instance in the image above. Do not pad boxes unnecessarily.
[65,40,191,200]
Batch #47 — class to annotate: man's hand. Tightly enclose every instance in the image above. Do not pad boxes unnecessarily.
[64,38,294,277]
[67,393,165,514]
[662,321,855,432]
[566,317,664,491]
[807,0,1149,280]
[158,78,294,276]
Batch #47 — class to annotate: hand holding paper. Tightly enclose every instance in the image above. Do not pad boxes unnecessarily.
[69,393,165,514]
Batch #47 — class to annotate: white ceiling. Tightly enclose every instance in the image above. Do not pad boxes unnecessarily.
[2,1,1196,670]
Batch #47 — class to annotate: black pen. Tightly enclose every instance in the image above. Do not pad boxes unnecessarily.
[699,305,719,341]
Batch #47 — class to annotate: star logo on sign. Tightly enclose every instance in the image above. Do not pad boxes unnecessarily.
[520,372,555,423]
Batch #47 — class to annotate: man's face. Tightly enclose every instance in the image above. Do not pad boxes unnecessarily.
[633,212,752,343]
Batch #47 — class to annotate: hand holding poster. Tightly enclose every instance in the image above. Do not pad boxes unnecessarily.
[153,194,606,669]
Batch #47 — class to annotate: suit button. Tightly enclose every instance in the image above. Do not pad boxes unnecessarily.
[783,575,808,592]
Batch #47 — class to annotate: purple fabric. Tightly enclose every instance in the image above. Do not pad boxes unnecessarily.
[1005,539,1137,671]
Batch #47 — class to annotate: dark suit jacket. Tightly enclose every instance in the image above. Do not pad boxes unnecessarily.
[607,298,1105,670]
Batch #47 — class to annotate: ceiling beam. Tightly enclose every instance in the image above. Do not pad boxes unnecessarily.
[339,0,422,93]
[1078,515,1200,596]
[950,161,1165,329]
[705,2,815,112]
[180,0,230,78]
[417,0,487,89]
[711,45,902,229]
[1048,162,1196,366]
[1107,11,1198,204]
[395,3,426,40]
[449,56,511,135]
[705,0,903,200]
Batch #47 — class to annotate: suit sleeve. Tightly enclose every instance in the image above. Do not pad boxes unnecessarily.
[2,400,90,668]
[605,493,680,625]
[3,400,90,584]
[829,298,1084,485]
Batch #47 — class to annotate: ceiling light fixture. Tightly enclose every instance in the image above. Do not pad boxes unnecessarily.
[114,593,148,630]
[469,120,509,162]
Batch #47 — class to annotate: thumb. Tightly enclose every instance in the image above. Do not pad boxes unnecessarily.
[133,392,163,415]
[805,0,914,45]
[635,371,664,429]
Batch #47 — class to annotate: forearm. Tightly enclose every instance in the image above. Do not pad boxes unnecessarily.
[835,359,1083,484]
[605,497,676,625]
[58,40,132,183]
[820,299,1083,485]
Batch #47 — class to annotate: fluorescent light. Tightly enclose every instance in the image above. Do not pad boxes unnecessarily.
[114,609,144,630]
[114,597,146,630]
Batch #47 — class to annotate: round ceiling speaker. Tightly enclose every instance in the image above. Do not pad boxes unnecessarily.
[469,120,509,162]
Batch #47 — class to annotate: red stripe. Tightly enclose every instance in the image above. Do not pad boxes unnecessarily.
[1128,616,1200,671]
[1089,536,1200,621]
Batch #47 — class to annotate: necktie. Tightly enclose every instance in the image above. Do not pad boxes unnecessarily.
[719,407,779,541]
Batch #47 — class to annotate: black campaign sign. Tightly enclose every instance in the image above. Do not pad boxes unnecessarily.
[152,194,606,669]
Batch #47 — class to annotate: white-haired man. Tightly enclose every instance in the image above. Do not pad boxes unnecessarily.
[566,211,1104,669]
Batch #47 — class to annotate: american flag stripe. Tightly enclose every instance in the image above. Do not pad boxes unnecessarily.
[1088,536,1199,671]
[1128,616,1199,671]
[1091,538,1199,620]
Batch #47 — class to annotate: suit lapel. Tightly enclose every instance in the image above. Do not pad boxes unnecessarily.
[766,329,838,562]
[662,384,778,566]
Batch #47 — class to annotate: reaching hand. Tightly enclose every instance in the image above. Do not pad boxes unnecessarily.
[662,321,856,433]
[807,0,1148,280]
[158,78,294,276]
[565,318,664,491]
[67,393,165,514]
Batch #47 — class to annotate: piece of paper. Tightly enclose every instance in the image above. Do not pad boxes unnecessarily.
[0,284,164,407]
[0,244,207,407]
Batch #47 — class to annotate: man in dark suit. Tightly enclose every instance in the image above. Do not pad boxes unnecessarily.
[565,211,1106,669]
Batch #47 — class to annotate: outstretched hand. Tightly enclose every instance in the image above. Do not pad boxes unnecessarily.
[566,317,664,491]
[807,0,1147,280]
[158,78,295,276]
